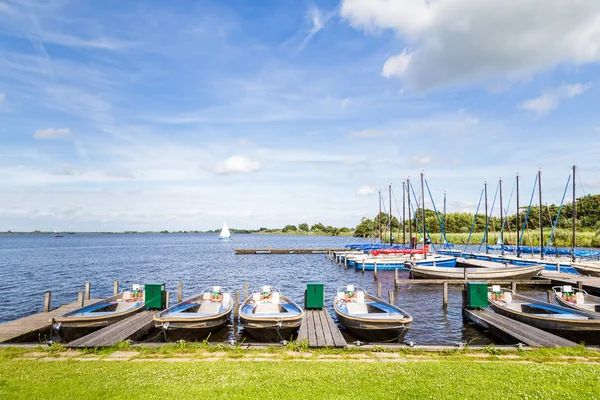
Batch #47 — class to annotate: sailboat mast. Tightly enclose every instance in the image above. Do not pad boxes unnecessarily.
[378,190,382,243]
[421,172,426,259]
[484,182,489,254]
[572,165,577,262]
[389,183,393,246]
[538,169,544,260]
[499,177,504,256]
[402,180,406,245]
[407,177,412,246]
[516,173,520,258]
[443,190,446,247]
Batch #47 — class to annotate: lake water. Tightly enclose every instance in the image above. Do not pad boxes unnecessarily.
[0,233,548,345]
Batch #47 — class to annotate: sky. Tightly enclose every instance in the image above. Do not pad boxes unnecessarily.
[1,0,600,232]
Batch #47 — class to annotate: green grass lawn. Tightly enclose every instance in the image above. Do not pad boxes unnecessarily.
[1,357,600,399]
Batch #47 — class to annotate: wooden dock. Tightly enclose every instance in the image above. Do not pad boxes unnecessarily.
[463,308,577,347]
[67,311,156,348]
[0,299,101,343]
[297,309,347,348]
[235,248,346,255]
[539,271,600,295]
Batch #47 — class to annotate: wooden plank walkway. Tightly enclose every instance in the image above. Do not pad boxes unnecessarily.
[235,248,346,255]
[297,309,346,348]
[67,311,156,348]
[0,299,101,343]
[539,271,600,295]
[463,308,577,347]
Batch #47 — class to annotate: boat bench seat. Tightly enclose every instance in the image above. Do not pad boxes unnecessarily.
[255,303,282,314]
[198,302,222,314]
[346,303,369,315]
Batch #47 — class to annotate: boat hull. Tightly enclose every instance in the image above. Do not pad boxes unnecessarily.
[218,237,231,241]
[409,265,543,280]
[334,310,410,343]
[572,264,600,277]
[554,294,600,316]
[240,317,302,342]
[156,314,231,342]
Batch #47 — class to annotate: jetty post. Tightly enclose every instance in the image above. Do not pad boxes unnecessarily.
[388,290,394,305]
[234,291,240,319]
[43,291,51,312]
[85,282,90,300]
[511,281,517,293]
[243,281,248,300]
[113,280,119,296]
[77,291,84,307]
[547,290,554,304]
[443,282,448,308]
[394,268,399,288]
[178,282,183,303]
[165,291,170,308]
[377,281,382,299]
[374,262,378,281]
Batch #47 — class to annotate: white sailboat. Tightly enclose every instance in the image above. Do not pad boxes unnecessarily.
[219,222,231,241]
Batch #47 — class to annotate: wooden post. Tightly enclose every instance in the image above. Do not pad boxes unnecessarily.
[463,266,467,280]
[388,290,394,305]
[362,260,365,274]
[178,281,183,303]
[547,290,554,304]
[374,262,378,281]
[556,263,561,273]
[344,257,347,269]
[511,281,517,293]
[165,291,170,308]
[77,291,84,307]
[443,282,448,307]
[394,268,399,288]
[578,281,583,291]
[377,282,382,299]
[113,280,119,296]
[43,291,51,312]
[85,281,90,300]
[243,281,248,300]
[234,291,240,319]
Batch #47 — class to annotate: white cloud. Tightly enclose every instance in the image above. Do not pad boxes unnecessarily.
[519,83,591,116]
[34,128,71,139]
[410,155,433,166]
[349,129,386,138]
[357,185,375,195]
[296,5,335,54]
[214,155,261,174]
[341,0,600,90]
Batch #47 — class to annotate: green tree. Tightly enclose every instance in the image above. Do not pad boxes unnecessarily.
[354,218,375,237]
[282,225,298,233]
[310,223,326,231]
[298,223,309,231]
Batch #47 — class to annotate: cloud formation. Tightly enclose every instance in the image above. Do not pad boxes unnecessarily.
[349,129,386,138]
[519,83,591,116]
[341,0,600,90]
[357,185,375,195]
[34,128,71,139]
[214,155,261,174]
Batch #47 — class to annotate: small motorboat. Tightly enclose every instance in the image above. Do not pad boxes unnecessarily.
[407,263,543,280]
[487,286,600,344]
[52,285,145,342]
[553,286,600,315]
[571,263,600,277]
[154,286,233,341]
[239,286,303,342]
[334,285,412,343]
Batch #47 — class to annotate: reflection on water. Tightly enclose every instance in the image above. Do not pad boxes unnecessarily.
[0,234,553,345]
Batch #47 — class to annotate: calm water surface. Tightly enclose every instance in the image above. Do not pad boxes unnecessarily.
[0,234,548,345]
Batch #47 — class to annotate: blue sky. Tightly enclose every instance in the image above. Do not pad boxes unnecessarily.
[1,0,600,231]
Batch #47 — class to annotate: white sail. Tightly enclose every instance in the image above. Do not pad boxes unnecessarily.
[219,222,231,239]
